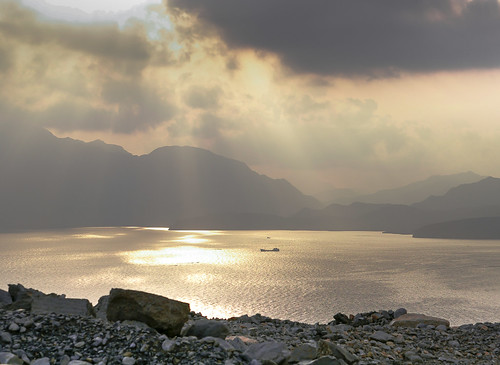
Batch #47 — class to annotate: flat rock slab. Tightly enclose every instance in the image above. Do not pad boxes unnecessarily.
[31,295,94,317]
[106,288,190,337]
[390,313,450,328]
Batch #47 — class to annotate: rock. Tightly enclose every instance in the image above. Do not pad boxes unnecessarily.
[289,343,317,362]
[390,313,450,328]
[0,331,12,343]
[67,361,93,365]
[162,339,176,352]
[333,313,350,324]
[0,289,12,307]
[369,331,394,343]
[393,307,407,318]
[106,288,190,337]
[7,322,19,332]
[0,352,23,364]
[94,295,109,320]
[31,358,50,365]
[31,294,95,317]
[185,319,230,339]
[244,341,289,364]
[7,284,43,310]
[317,340,359,365]
[307,356,346,365]
[122,357,136,365]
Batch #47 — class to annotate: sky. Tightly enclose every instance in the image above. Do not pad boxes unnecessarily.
[2,0,500,195]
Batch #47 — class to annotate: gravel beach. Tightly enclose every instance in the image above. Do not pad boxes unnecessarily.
[0,286,499,364]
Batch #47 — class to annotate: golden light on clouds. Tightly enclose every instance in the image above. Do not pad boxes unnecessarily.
[4,0,500,193]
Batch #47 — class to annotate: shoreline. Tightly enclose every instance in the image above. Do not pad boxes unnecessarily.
[1,285,499,364]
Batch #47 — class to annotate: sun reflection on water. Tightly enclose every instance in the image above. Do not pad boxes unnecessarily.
[122,246,239,266]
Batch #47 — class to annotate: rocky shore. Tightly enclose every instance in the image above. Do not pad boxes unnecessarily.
[0,285,499,364]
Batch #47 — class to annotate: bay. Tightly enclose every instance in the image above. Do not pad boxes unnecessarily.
[1,227,499,325]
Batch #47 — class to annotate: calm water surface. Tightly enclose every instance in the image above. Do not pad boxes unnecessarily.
[1,228,499,325]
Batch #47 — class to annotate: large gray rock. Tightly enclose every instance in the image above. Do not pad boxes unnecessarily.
[7,284,43,310]
[106,288,190,337]
[243,341,290,364]
[94,295,109,320]
[0,289,12,307]
[289,343,317,362]
[185,319,229,339]
[31,294,95,317]
[318,340,359,365]
[0,351,23,364]
[390,313,450,328]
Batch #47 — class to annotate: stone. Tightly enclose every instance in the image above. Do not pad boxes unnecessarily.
[122,357,135,365]
[106,288,190,337]
[307,356,346,365]
[244,341,289,364]
[317,340,359,365]
[31,294,95,317]
[0,289,12,307]
[185,319,230,339]
[162,339,176,352]
[94,295,109,320]
[31,358,51,365]
[390,313,450,328]
[0,331,12,343]
[0,352,23,365]
[68,361,93,365]
[289,343,317,362]
[7,323,19,332]
[369,331,394,343]
[393,307,407,318]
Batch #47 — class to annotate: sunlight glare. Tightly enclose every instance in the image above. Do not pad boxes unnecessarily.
[122,246,239,266]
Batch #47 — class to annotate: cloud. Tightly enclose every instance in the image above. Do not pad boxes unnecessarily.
[0,1,179,133]
[168,0,500,77]
[184,85,222,109]
[0,1,151,73]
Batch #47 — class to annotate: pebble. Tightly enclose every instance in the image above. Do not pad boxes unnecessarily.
[0,306,499,364]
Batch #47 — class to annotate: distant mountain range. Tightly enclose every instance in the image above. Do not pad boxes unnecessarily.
[0,121,319,231]
[2,121,499,238]
[314,171,483,205]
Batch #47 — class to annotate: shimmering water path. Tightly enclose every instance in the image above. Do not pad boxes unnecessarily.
[1,228,499,325]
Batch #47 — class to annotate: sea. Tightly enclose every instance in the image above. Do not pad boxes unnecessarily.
[1,227,499,326]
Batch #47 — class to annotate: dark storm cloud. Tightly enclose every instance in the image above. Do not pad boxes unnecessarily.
[169,0,500,76]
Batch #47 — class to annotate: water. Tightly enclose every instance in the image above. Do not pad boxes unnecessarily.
[1,227,499,325]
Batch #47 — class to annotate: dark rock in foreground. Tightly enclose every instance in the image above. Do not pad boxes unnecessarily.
[106,288,190,337]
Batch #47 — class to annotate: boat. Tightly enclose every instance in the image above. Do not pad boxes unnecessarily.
[260,248,279,252]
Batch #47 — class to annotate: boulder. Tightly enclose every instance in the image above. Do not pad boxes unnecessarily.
[318,340,359,364]
[243,341,290,364]
[94,295,109,320]
[7,284,44,310]
[0,289,12,307]
[185,319,229,339]
[0,351,23,364]
[106,288,190,337]
[31,294,95,317]
[390,313,450,328]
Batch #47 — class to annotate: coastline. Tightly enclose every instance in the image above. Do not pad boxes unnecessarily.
[1,285,499,364]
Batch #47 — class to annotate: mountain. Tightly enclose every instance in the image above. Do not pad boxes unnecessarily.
[333,172,483,205]
[312,188,359,205]
[413,217,500,239]
[0,121,320,231]
[413,177,500,211]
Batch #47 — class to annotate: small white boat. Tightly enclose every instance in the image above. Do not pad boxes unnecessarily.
[260,248,279,252]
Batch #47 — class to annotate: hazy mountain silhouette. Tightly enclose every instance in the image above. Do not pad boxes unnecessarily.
[413,217,500,239]
[0,121,320,231]
[326,172,483,205]
[413,177,500,211]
